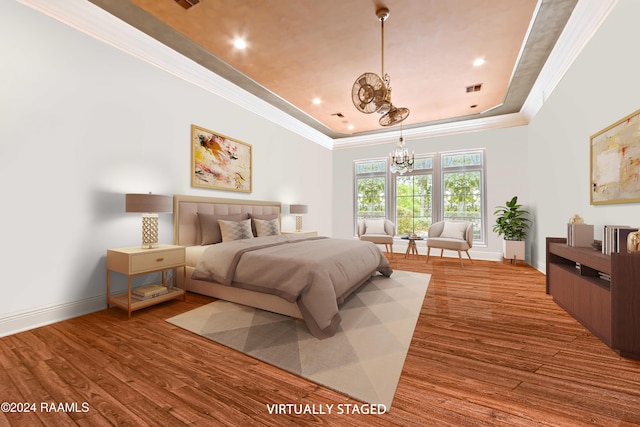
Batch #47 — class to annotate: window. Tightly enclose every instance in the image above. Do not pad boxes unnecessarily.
[354,150,486,244]
[441,151,484,242]
[395,157,433,237]
[354,160,387,227]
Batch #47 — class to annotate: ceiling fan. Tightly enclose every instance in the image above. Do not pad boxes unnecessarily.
[351,7,409,127]
[379,105,410,127]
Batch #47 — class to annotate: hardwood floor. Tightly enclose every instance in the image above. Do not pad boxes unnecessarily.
[2,255,640,426]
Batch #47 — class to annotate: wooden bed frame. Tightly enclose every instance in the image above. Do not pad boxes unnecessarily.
[173,194,302,318]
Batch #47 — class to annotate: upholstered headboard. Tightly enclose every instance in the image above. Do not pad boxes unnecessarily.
[173,194,282,246]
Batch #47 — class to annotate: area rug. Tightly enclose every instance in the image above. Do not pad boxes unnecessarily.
[166,270,430,408]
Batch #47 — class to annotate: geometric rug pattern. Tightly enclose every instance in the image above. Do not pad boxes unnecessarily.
[166,270,430,408]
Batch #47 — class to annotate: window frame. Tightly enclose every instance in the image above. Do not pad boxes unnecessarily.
[439,149,486,245]
[354,149,487,245]
[390,154,434,237]
[353,158,390,233]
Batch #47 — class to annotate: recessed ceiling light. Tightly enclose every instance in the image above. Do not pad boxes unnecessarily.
[233,38,247,49]
[312,98,322,105]
[347,124,354,130]
[473,58,485,67]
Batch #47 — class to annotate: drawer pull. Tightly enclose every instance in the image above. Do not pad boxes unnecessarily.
[156,257,164,262]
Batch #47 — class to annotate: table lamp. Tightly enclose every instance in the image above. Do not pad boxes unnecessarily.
[289,204,308,232]
[126,193,173,248]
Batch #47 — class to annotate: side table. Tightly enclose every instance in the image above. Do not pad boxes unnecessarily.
[403,236,424,259]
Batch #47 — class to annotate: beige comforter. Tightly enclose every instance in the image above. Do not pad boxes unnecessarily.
[192,234,393,339]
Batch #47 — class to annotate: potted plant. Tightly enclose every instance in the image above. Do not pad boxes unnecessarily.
[493,196,531,263]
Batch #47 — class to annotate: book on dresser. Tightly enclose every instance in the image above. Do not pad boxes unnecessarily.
[602,225,634,254]
[132,284,168,300]
[567,223,594,247]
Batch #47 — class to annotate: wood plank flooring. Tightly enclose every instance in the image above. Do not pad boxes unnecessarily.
[1,255,640,426]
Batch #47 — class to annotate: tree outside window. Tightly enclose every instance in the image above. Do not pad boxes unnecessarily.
[356,176,386,220]
[354,160,387,226]
[396,174,432,236]
[442,152,484,242]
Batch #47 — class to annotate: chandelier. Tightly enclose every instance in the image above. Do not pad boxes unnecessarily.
[389,123,413,174]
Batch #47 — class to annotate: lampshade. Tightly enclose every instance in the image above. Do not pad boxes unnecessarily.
[125,193,172,249]
[289,204,308,214]
[126,193,173,213]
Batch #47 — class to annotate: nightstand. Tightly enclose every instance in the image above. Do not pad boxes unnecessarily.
[106,244,186,318]
[281,230,318,236]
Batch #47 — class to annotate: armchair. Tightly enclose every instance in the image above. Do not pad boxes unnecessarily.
[357,219,395,258]
[426,221,474,268]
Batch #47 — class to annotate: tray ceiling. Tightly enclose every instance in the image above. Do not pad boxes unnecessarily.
[87,0,579,139]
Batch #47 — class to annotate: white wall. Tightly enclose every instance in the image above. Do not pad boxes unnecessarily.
[332,125,530,260]
[0,1,332,335]
[4,0,639,336]
[527,0,640,271]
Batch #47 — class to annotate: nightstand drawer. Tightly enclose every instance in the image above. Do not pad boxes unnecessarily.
[130,249,185,273]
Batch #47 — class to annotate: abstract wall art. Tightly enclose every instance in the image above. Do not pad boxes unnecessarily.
[591,109,640,205]
[191,124,252,193]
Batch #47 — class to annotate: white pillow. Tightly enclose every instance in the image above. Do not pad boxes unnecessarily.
[253,218,280,237]
[218,219,254,242]
[364,219,386,235]
[440,221,467,240]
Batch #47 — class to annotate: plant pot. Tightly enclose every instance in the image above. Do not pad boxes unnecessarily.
[503,240,525,263]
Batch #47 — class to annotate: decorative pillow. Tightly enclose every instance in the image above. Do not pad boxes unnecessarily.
[249,213,279,236]
[253,218,280,237]
[197,213,247,245]
[218,219,254,242]
[249,213,279,220]
[440,221,467,240]
[364,219,386,235]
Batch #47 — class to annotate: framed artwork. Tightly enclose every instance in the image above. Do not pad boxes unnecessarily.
[191,124,252,193]
[591,108,640,205]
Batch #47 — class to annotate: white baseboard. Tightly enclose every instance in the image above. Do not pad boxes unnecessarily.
[390,240,504,262]
[0,295,106,338]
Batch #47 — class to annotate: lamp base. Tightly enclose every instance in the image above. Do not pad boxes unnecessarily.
[295,215,303,232]
[142,213,159,249]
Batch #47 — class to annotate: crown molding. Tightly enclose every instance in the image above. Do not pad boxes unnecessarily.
[520,0,618,120]
[18,0,616,151]
[17,0,335,149]
[332,113,529,150]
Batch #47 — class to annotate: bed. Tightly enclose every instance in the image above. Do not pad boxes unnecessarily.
[173,194,392,339]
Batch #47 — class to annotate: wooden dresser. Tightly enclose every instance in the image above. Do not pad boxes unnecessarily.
[546,237,640,359]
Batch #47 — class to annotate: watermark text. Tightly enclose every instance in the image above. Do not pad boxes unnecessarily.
[266,403,387,415]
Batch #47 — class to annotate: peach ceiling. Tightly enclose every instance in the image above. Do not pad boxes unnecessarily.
[87,0,579,139]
